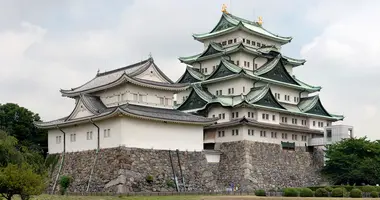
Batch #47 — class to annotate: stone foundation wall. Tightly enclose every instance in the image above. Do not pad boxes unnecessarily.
[48,141,324,193]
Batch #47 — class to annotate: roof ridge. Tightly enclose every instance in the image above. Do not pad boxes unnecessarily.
[97,57,152,77]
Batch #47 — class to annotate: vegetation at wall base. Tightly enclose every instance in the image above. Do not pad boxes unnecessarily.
[59,176,73,195]
[315,188,329,197]
[283,188,299,197]
[331,188,344,197]
[371,191,379,198]
[350,188,363,198]
[254,189,266,196]
[299,188,313,197]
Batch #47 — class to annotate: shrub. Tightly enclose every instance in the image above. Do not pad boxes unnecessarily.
[362,185,376,193]
[254,189,266,196]
[315,188,329,197]
[166,180,175,188]
[375,186,380,192]
[300,188,314,197]
[146,175,153,183]
[350,188,363,198]
[325,186,334,192]
[331,188,344,197]
[59,175,72,195]
[283,188,299,197]
[371,191,379,198]
[344,185,355,192]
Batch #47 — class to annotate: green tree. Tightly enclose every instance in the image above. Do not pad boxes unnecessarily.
[322,137,380,185]
[0,103,47,155]
[0,163,45,200]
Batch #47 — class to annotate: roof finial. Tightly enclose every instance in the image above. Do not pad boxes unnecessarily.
[97,69,100,74]
[257,16,263,26]
[222,4,228,14]
[148,52,153,60]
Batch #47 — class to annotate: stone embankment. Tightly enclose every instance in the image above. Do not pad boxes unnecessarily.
[48,141,324,193]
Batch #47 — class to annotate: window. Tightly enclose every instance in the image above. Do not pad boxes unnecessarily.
[218,131,225,137]
[248,129,254,136]
[216,90,219,95]
[257,42,261,47]
[262,113,265,119]
[205,68,208,73]
[236,112,239,118]
[292,134,298,141]
[236,60,240,66]
[228,39,233,44]
[248,112,250,118]
[282,117,287,123]
[260,131,266,137]
[212,114,215,118]
[302,135,307,141]
[292,118,297,124]
[232,129,239,136]
[326,129,332,138]
[219,90,222,95]
[243,86,245,93]
[218,114,221,119]
[282,133,288,139]
[70,134,76,142]
[222,113,225,119]
[228,88,231,94]
[222,41,226,46]
[232,88,234,94]
[56,136,62,144]
[275,93,280,99]
[301,120,307,125]
[133,94,138,101]
[321,122,324,127]
[234,38,237,43]
[243,38,245,43]
[159,97,164,105]
[252,41,256,46]
[247,62,250,68]
[87,131,93,140]
[201,68,204,73]
[247,39,251,44]
[272,115,276,121]
[254,63,258,69]
[313,121,316,126]
[244,61,247,67]
[294,97,299,103]
[104,129,111,138]
[232,112,234,118]
[271,132,277,138]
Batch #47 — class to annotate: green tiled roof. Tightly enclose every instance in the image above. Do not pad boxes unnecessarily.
[177,84,343,121]
[193,13,292,44]
[179,42,305,67]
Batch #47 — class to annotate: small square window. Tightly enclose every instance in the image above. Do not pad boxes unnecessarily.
[234,38,237,43]
[228,39,233,44]
[236,60,240,66]
[272,115,276,121]
[222,113,225,119]
[222,41,227,46]
[247,39,251,44]
[252,41,256,46]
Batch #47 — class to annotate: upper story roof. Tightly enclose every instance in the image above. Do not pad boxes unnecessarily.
[176,56,320,93]
[60,57,189,97]
[176,84,343,121]
[193,13,292,44]
[178,42,305,67]
[35,94,217,129]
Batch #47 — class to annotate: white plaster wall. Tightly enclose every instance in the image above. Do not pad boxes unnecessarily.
[203,30,282,50]
[309,118,328,131]
[256,109,280,125]
[208,106,231,123]
[120,117,203,151]
[47,118,122,154]
[207,77,253,96]
[197,57,221,75]
[96,82,174,108]
[134,65,170,83]
[214,126,244,143]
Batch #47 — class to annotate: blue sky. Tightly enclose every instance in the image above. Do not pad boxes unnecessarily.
[0,0,379,139]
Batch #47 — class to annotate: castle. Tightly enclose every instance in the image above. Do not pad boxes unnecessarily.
[36,7,353,193]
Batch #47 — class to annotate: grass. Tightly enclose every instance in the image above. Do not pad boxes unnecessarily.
[18,195,371,200]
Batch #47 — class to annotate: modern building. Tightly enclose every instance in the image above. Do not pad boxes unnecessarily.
[174,9,346,150]
[35,58,217,154]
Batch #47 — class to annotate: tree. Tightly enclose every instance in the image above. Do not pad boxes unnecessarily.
[0,103,47,155]
[322,137,380,185]
[0,163,45,200]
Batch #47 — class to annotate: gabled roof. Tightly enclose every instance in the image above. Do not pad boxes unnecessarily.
[177,84,285,112]
[193,13,292,44]
[298,95,344,120]
[178,56,320,92]
[176,66,206,83]
[60,58,189,97]
[179,42,305,67]
[177,84,343,121]
[35,94,217,129]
